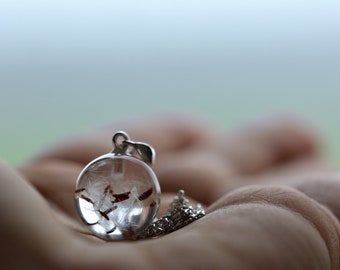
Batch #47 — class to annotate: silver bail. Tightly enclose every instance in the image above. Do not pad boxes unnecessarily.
[112,131,155,165]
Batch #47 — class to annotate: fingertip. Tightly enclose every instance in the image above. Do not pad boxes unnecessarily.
[266,114,320,158]
[220,114,321,174]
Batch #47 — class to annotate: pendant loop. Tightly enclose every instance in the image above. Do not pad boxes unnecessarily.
[112,131,130,152]
[112,131,155,165]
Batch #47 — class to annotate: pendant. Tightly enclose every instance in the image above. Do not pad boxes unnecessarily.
[75,131,160,240]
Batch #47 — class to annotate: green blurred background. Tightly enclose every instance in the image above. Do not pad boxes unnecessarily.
[1,0,340,164]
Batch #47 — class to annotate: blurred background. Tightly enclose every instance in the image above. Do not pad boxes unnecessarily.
[1,0,340,164]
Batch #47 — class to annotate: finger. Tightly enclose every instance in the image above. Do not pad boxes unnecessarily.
[291,175,340,221]
[156,153,330,205]
[33,113,209,165]
[18,160,83,219]
[0,161,70,268]
[215,115,319,174]
[207,185,340,270]
[232,156,332,187]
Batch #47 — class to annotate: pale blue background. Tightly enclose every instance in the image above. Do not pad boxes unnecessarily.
[1,0,340,164]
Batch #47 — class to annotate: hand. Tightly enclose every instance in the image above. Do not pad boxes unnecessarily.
[1,113,339,269]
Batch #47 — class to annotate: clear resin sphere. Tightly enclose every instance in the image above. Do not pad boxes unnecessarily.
[75,154,160,240]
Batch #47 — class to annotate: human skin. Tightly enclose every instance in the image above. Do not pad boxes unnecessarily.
[1,114,339,269]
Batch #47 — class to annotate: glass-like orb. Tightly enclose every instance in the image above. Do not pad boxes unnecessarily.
[75,154,160,240]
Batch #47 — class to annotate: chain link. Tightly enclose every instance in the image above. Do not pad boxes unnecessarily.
[135,190,205,240]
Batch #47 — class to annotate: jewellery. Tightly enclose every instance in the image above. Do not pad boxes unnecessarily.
[75,131,205,241]
[135,189,205,240]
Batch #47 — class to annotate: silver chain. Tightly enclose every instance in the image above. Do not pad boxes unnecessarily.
[135,190,205,240]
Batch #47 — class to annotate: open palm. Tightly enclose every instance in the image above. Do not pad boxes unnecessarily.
[1,114,339,269]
